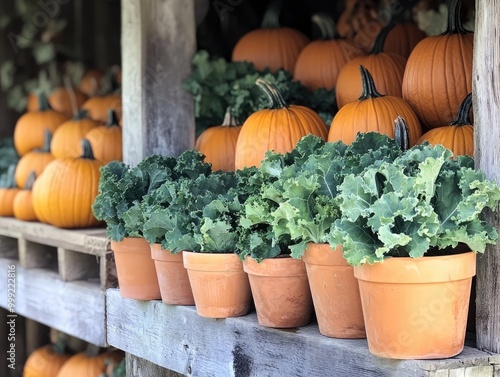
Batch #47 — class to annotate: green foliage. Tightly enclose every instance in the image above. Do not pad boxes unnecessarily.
[0,139,19,188]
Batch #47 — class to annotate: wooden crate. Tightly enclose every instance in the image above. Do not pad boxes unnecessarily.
[0,217,116,290]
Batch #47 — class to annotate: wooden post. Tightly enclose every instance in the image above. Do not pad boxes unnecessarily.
[126,354,184,377]
[473,0,500,354]
[121,0,197,166]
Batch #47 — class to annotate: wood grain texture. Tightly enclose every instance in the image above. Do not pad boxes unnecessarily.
[473,0,500,354]
[58,247,100,282]
[126,354,184,377]
[0,258,107,346]
[107,289,498,377]
[122,0,196,166]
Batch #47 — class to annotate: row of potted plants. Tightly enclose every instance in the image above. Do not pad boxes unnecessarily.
[92,123,500,360]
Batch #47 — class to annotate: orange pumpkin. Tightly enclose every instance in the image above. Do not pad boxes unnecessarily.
[329,65,422,146]
[56,348,123,377]
[79,69,105,97]
[402,0,473,129]
[13,172,38,222]
[51,111,99,159]
[15,129,55,188]
[383,22,427,59]
[232,0,309,73]
[195,107,242,171]
[84,110,122,164]
[28,88,88,117]
[82,94,122,124]
[0,165,21,217]
[335,23,407,109]
[23,344,70,377]
[234,79,328,169]
[417,93,473,157]
[293,13,363,91]
[32,139,103,228]
[15,93,69,156]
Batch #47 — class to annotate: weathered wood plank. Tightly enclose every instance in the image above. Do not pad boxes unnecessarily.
[0,236,18,259]
[18,239,57,270]
[107,289,498,377]
[126,354,184,377]
[473,0,500,354]
[121,0,196,166]
[58,247,100,282]
[0,258,106,346]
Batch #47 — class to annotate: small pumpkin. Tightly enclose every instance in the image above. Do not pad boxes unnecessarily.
[23,342,70,377]
[417,93,473,157]
[28,87,88,118]
[329,65,422,146]
[232,0,309,73]
[82,94,122,124]
[402,0,473,129]
[13,172,38,222]
[14,93,69,156]
[383,21,427,59]
[195,107,242,172]
[15,129,55,188]
[0,165,22,217]
[32,139,103,228]
[234,78,328,169]
[51,110,99,159]
[79,69,105,97]
[56,345,123,377]
[84,110,123,164]
[335,22,407,109]
[293,13,363,92]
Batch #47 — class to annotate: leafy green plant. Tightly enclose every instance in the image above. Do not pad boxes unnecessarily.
[0,138,19,187]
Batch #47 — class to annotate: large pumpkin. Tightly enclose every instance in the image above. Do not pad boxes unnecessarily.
[15,129,55,188]
[417,93,473,157]
[335,22,407,109]
[329,65,422,146]
[232,0,309,73]
[13,172,38,222]
[56,347,123,377]
[28,88,88,118]
[51,110,99,159]
[23,344,70,377]
[234,79,328,169]
[82,94,122,124]
[195,107,242,172]
[15,93,69,156]
[0,165,21,217]
[84,110,122,164]
[383,21,427,59]
[293,13,363,91]
[32,139,103,228]
[402,0,473,129]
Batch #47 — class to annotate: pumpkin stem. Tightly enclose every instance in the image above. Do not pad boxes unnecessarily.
[394,116,410,151]
[450,93,472,126]
[24,171,37,190]
[370,22,396,55]
[255,78,289,109]
[3,165,17,189]
[358,65,383,100]
[85,343,101,358]
[74,109,90,120]
[80,139,96,160]
[52,331,68,356]
[446,0,470,34]
[311,13,338,40]
[38,129,53,153]
[37,92,52,111]
[261,0,284,28]
[222,107,241,127]
[107,110,120,128]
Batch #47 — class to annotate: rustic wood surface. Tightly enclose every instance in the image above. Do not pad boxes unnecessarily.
[107,289,500,377]
[473,0,500,354]
[0,258,107,346]
[127,354,184,377]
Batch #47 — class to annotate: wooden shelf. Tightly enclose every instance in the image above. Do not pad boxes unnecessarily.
[0,258,106,346]
[106,289,500,377]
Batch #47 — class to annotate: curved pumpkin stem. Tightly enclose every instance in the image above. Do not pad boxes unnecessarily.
[222,107,241,127]
[80,139,96,160]
[74,109,90,120]
[107,109,120,128]
[38,129,53,153]
[24,171,37,190]
[52,332,68,356]
[370,22,396,55]
[261,0,284,28]
[3,165,17,189]
[358,65,383,100]
[311,13,338,40]
[37,92,52,112]
[446,0,470,35]
[450,93,472,126]
[394,116,410,151]
[256,78,289,109]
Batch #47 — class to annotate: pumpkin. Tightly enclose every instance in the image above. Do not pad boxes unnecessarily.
[402,0,473,129]
[82,94,122,124]
[23,344,70,377]
[417,92,473,157]
[79,69,105,97]
[0,165,22,217]
[15,93,69,156]
[28,88,88,117]
[13,172,38,222]
[32,139,103,228]
[335,22,407,109]
[234,79,328,169]
[51,110,99,159]
[84,110,123,164]
[56,345,123,377]
[293,13,363,92]
[328,65,422,146]
[195,107,242,171]
[232,0,309,73]
[15,129,55,188]
[383,21,427,59]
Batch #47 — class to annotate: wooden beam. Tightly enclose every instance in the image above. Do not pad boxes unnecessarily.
[473,0,500,354]
[126,354,184,377]
[122,0,196,166]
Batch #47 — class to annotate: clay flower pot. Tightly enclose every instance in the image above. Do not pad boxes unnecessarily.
[354,251,476,359]
[243,256,313,328]
[302,243,365,338]
[183,251,252,318]
[111,237,161,300]
[151,244,194,305]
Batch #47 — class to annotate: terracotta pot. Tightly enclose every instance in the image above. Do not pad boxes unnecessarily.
[183,251,252,318]
[302,243,365,338]
[111,237,161,300]
[243,256,313,328]
[354,251,476,359]
[151,244,195,305]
